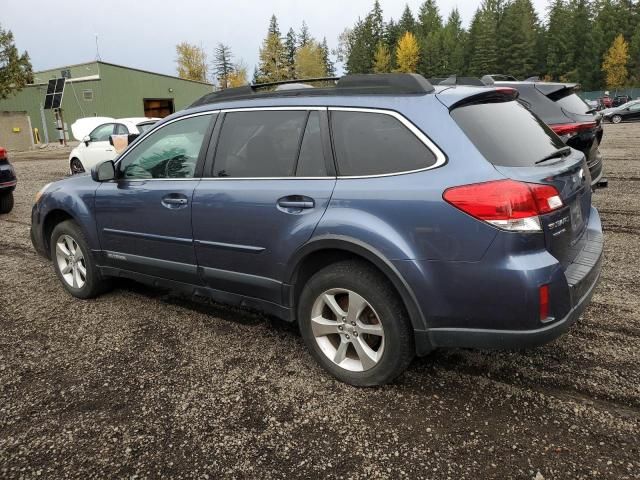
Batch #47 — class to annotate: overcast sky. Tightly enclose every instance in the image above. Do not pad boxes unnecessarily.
[4,0,550,79]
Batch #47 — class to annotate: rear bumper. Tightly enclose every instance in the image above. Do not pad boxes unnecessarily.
[411,207,604,354]
[423,252,601,350]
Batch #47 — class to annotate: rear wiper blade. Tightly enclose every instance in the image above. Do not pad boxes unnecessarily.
[535,146,572,164]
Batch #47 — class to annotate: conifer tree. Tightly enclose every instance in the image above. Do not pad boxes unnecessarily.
[499,0,539,79]
[320,37,336,77]
[466,1,500,76]
[285,28,298,79]
[441,8,466,75]
[299,21,312,48]
[213,43,234,89]
[416,0,444,77]
[257,15,288,82]
[398,5,417,34]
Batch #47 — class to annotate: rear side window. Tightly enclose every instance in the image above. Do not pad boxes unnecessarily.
[296,111,327,177]
[451,101,565,167]
[330,111,437,176]
[213,111,306,177]
[553,92,592,115]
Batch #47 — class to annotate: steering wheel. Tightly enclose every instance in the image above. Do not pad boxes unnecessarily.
[165,155,195,178]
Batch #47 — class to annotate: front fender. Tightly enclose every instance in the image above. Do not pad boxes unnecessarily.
[36,176,100,252]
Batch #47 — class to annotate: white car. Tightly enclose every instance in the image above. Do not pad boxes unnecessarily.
[68,117,159,174]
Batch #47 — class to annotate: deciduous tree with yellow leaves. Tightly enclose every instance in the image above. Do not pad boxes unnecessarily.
[395,32,420,73]
[175,42,208,82]
[602,34,630,89]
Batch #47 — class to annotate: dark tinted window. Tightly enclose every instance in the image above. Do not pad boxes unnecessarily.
[553,92,592,114]
[331,111,436,176]
[296,112,327,176]
[451,101,565,167]
[214,111,307,177]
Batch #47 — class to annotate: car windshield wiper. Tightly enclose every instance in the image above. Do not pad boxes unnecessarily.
[535,146,572,164]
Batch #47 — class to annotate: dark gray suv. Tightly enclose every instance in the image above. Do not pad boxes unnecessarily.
[31,74,603,386]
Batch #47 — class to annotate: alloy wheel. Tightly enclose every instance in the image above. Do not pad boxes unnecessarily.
[612,115,622,124]
[55,234,87,289]
[310,288,385,372]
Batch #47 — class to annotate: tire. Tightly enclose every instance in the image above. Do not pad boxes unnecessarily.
[297,260,414,386]
[611,115,622,124]
[50,220,109,299]
[70,158,85,175]
[0,192,13,214]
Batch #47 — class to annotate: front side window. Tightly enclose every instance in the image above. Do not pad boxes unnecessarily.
[90,123,115,142]
[330,111,437,176]
[114,124,129,135]
[213,110,307,177]
[118,114,213,179]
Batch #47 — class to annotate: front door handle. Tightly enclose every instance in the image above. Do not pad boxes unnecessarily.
[162,194,189,209]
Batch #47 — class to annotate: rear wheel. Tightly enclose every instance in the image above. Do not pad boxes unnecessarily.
[611,114,622,124]
[70,158,85,174]
[50,220,109,298]
[298,260,414,386]
[0,192,13,213]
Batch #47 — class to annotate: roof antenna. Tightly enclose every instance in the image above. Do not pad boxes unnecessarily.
[95,34,102,61]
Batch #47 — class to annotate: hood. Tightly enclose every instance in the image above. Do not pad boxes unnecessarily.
[71,117,114,141]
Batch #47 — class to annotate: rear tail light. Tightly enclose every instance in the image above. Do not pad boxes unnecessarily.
[539,284,550,321]
[443,179,563,232]
[550,121,597,141]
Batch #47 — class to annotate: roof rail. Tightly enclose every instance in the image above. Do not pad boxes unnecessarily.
[484,74,518,81]
[190,73,435,107]
[430,75,490,87]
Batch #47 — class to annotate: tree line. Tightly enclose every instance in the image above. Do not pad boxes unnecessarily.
[175,0,639,91]
[341,0,640,90]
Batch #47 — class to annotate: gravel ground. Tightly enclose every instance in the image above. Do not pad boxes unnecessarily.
[1,124,639,479]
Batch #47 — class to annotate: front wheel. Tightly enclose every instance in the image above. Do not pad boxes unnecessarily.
[50,220,109,298]
[298,260,414,386]
[0,192,14,214]
[611,114,622,124]
[70,158,85,174]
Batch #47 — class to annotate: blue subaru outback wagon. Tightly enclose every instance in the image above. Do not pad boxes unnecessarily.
[31,74,603,386]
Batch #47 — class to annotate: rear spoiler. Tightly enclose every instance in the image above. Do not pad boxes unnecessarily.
[448,88,519,110]
[535,82,580,97]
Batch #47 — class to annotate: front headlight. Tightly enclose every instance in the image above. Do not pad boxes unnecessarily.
[35,183,52,204]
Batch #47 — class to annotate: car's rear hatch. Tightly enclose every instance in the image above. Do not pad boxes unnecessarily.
[447,91,592,268]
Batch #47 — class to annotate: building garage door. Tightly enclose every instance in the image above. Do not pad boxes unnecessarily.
[143,99,174,118]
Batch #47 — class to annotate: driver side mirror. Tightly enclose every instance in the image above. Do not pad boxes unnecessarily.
[83,135,91,146]
[91,160,115,182]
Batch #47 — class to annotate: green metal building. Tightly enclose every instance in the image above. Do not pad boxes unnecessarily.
[0,61,212,144]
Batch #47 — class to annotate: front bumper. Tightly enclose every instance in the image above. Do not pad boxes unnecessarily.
[30,203,48,258]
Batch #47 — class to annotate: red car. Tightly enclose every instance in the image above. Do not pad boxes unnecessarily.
[0,147,17,213]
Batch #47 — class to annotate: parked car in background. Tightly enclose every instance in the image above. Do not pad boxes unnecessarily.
[31,74,603,386]
[0,147,17,214]
[612,95,631,107]
[68,117,159,174]
[430,76,607,189]
[602,100,640,124]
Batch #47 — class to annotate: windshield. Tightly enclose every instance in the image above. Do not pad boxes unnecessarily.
[615,101,640,111]
[451,100,565,167]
